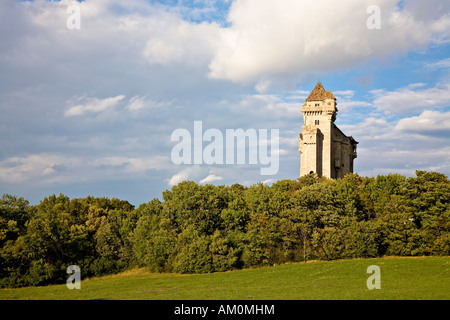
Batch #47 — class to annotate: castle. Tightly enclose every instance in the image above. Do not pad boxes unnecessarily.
[299,82,358,179]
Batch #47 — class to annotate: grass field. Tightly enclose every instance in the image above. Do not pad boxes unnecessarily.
[0,257,448,300]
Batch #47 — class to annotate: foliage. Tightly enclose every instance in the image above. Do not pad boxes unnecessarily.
[0,194,135,287]
[1,171,449,287]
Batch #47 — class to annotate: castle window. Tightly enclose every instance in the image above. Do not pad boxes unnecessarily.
[315,120,319,125]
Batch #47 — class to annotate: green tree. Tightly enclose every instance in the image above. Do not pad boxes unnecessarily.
[210,230,241,272]
[172,231,213,274]
[133,213,175,272]
[0,194,30,244]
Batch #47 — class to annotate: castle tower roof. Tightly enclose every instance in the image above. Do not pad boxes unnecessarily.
[305,81,336,101]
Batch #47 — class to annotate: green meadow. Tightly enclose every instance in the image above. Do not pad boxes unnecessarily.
[1,257,448,300]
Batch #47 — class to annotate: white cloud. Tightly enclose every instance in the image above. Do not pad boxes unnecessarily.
[1,0,450,204]
[228,94,299,120]
[357,146,450,178]
[336,100,373,113]
[207,0,450,82]
[0,154,80,183]
[143,38,183,65]
[4,0,450,87]
[424,57,450,70]
[199,174,223,184]
[93,156,172,172]
[339,117,393,138]
[126,96,174,112]
[141,15,221,66]
[167,166,209,186]
[167,171,188,186]
[126,96,146,111]
[334,90,355,99]
[339,108,450,178]
[254,79,273,94]
[65,95,125,116]
[371,82,450,114]
[262,178,275,185]
[285,90,310,102]
[0,153,171,185]
[395,110,450,133]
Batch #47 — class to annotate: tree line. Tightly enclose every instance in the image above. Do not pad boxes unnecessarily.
[1,171,449,287]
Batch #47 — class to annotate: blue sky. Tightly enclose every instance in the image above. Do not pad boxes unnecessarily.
[1,0,450,206]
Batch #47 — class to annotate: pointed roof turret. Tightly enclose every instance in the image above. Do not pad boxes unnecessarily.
[305,81,336,101]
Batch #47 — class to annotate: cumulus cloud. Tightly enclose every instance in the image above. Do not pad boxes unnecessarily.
[395,110,450,134]
[3,0,450,87]
[357,145,450,178]
[340,108,450,178]
[371,82,450,114]
[207,0,450,83]
[340,103,450,149]
[141,14,221,66]
[1,0,450,205]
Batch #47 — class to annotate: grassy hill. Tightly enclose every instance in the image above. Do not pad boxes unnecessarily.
[0,257,448,300]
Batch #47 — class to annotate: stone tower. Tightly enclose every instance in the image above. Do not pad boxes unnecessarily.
[298,82,358,179]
